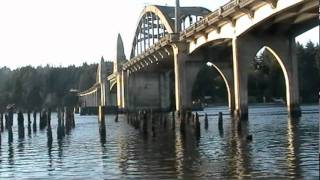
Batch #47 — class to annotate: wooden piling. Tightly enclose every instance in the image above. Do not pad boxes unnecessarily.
[180,110,186,134]
[17,111,25,139]
[115,108,119,122]
[47,112,53,145]
[8,125,13,143]
[57,108,63,140]
[204,113,208,130]
[5,114,9,130]
[142,110,148,135]
[8,110,13,129]
[27,111,31,135]
[98,106,106,140]
[195,112,200,137]
[33,111,37,132]
[0,112,3,132]
[218,112,223,130]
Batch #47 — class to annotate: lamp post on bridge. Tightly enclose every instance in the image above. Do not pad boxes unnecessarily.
[175,0,180,33]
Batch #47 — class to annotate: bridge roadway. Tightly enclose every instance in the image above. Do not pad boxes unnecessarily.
[79,0,318,119]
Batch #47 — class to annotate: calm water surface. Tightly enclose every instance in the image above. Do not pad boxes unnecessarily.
[0,105,319,179]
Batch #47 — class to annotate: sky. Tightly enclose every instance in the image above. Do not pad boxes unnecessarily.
[0,0,318,69]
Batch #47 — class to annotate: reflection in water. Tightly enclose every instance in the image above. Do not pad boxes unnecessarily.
[0,107,318,179]
[8,142,14,167]
[174,130,184,179]
[223,118,252,178]
[118,138,129,176]
[286,116,302,178]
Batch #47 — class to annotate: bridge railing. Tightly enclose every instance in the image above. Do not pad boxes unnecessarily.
[78,82,100,97]
[180,0,256,40]
[123,34,172,70]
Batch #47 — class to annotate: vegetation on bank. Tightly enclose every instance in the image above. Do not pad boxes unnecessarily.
[0,63,97,112]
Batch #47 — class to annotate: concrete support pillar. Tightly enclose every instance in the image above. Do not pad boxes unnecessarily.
[286,37,300,116]
[232,37,249,119]
[98,106,105,124]
[173,43,202,111]
[159,72,171,111]
[120,70,128,109]
[104,81,111,107]
[116,73,123,108]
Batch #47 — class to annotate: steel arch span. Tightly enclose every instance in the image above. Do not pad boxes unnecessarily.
[130,5,211,58]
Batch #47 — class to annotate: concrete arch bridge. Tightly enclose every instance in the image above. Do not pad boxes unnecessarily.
[79,0,318,119]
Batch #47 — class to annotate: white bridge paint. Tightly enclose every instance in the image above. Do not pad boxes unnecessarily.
[188,0,313,54]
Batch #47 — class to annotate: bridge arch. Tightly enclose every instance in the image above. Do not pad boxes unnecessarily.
[130,5,211,58]
[207,62,233,110]
[191,61,234,111]
[263,46,291,107]
[130,5,174,59]
[189,38,231,55]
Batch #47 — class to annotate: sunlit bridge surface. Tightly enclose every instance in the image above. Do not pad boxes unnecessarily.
[0,105,318,179]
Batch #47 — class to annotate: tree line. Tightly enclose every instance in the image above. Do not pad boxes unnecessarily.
[0,63,97,112]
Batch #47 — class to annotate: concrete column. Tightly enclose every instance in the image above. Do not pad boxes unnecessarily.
[232,37,250,119]
[120,70,127,109]
[116,73,123,108]
[98,106,105,124]
[173,43,203,111]
[127,72,161,110]
[159,72,171,110]
[105,81,111,106]
[286,37,300,116]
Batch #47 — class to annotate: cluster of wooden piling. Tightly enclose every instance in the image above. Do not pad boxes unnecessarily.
[123,109,227,141]
[126,110,172,138]
[0,107,76,146]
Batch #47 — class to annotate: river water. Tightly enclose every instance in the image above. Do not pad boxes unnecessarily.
[0,105,319,179]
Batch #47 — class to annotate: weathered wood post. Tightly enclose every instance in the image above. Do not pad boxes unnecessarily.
[204,113,208,130]
[40,110,48,130]
[65,107,74,133]
[218,112,223,130]
[17,111,25,139]
[57,108,63,140]
[27,111,31,136]
[39,111,42,129]
[180,110,186,134]
[33,111,37,132]
[8,123,13,143]
[195,112,200,138]
[98,106,106,141]
[0,112,3,132]
[5,114,9,130]
[8,109,13,129]
[47,111,53,145]
[115,107,119,122]
[142,110,148,135]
